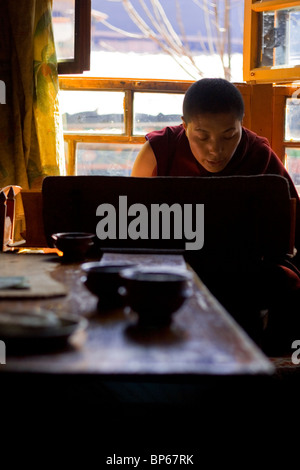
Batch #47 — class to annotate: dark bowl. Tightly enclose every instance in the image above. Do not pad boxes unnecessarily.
[81,262,137,310]
[119,267,193,327]
[51,232,95,262]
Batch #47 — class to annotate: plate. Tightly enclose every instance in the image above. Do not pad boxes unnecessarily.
[0,309,88,354]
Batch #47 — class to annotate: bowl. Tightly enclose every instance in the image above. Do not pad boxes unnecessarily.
[119,267,193,327]
[51,232,95,262]
[81,262,137,310]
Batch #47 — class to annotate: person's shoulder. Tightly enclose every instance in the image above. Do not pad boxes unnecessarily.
[146,124,184,141]
[240,127,287,175]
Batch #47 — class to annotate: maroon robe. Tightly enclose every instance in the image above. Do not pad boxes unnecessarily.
[146,125,298,189]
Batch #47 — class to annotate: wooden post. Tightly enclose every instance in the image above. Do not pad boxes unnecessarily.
[249,83,274,143]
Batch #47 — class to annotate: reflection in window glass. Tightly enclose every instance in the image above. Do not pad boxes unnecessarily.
[59,90,125,134]
[52,0,75,60]
[76,143,142,176]
[133,93,183,135]
[286,148,300,187]
[259,8,300,68]
[285,97,300,141]
[64,140,69,173]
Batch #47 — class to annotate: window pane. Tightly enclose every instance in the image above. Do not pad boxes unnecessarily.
[64,140,69,173]
[60,90,125,134]
[52,0,75,60]
[259,8,300,68]
[76,143,142,176]
[286,148,300,186]
[285,97,300,141]
[89,0,244,81]
[133,93,183,135]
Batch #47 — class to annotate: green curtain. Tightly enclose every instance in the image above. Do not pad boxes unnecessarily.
[0,0,64,192]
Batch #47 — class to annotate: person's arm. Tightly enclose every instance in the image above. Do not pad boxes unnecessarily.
[131,141,157,176]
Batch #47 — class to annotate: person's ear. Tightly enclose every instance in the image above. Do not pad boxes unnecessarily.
[181,116,187,132]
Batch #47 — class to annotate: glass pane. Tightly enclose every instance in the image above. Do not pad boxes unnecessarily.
[259,8,300,67]
[133,93,183,135]
[59,90,125,134]
[52,0,75,60]
[76,142,142,176]
[89,0,244,81]
[286,148,300,187]
[285,97,300,141]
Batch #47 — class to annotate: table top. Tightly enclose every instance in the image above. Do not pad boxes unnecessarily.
[0,251,274,376]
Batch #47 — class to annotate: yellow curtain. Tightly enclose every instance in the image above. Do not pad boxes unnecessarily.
[0,0,64,191]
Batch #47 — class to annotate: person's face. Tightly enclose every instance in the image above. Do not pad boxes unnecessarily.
[182,112,242,173]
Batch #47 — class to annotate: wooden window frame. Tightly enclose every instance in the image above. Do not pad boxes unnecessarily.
[57,0,91,75]
[243,0,300,83]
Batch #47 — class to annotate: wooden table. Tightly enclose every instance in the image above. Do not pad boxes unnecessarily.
[0,250,281,456]
[0,251,273,376]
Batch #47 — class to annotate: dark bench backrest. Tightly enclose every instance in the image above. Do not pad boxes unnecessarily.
[42,174,293,260]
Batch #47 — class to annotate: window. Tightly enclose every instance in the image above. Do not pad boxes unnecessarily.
[53,0,91,74]
[76,142,141,176]
[244,0,300,83]
[55,1,247,176]
[59,78,191,175]
[284,87,300,190]
[54,1,300,184]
